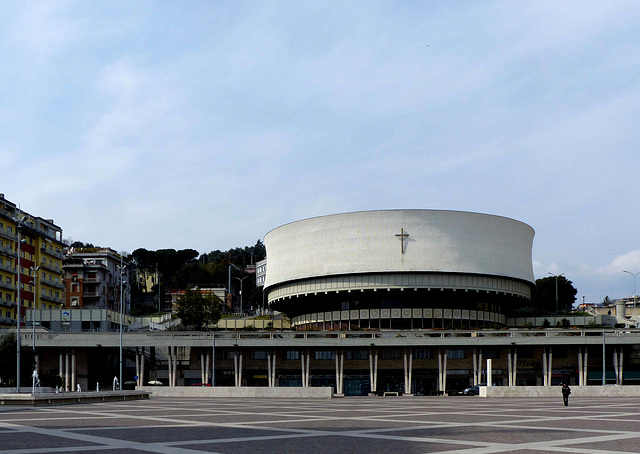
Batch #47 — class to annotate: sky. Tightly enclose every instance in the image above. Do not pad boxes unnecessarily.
[1,1,639,305]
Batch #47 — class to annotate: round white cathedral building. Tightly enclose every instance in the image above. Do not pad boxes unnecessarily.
[264,210,535,329]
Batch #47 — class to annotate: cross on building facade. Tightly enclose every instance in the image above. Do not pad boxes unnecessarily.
[395,228,409,254]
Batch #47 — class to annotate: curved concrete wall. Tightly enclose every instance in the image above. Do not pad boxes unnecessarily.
[264,210,534,290]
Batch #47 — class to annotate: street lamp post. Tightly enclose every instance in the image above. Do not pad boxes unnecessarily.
[119,258,126,391]
[15,223,23,392]
[548,273,565,315]
[234,276,248,314]
[623,271,639,317]
[13,213,27,393]
[30,266,40,366]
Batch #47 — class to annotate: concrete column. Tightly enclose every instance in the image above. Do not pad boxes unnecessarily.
[477,351,483,385]
[620,349,624,385]
[168,347,173,387]
[200,351,205,383]
[542,348,548,386]
[487,359,492,387]
[71,351,76,392]
[136,350,141,385]
[59,351,64,386]
[438,349,448,392]
[335,350,344,394]
[578,347,583,386]
[339,350,344,394]
[65,350,70,392]
[548,348,553,386]
[306,350,311,388]
[172,346,178,387]
[141,348,145,386]
[369,348,378,394]
[438,350,442,391]
[473,349,478,386]
[205,353,210,384]
[511,348,517,386]
[373,349,378,393]
[614,348,623,385]
[301,352,306,388]
[271,351,276,387]
[267,352,272,387]
[403,349,413,395]
[233,351,239,387]
[335,352,339,392]
[508,350,513,386]
[238,351,243,387]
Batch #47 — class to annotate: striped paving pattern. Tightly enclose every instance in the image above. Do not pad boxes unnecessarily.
[1,396,640,453]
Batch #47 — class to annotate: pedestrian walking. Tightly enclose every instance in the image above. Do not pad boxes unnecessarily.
[562,383,571,406]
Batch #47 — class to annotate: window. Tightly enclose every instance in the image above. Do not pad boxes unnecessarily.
[285,350,300,360]
[482,349,500,359]
[346,349,368,360]
[381,349,401,360]
[448,349,466,359]
[314,350,335,360]
[413,349,433,360]
[251,351,267,360]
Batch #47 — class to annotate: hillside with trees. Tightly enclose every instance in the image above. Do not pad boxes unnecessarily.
[129,240,266,315]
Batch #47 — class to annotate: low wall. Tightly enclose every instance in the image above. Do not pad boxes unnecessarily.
[0,391,150,406]
[137,386,334,398]
[481,385,640,398]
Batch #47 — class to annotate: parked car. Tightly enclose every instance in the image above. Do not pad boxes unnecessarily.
[463,383,487,396]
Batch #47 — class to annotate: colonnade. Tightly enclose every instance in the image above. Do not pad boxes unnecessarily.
[64,343,629,391]
[58,350,76,391]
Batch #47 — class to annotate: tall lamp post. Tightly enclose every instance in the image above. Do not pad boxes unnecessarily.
[234,275,248,314]
[548,273,564,315]
[119,258,126,391]
[30,266,40,367]
[13,214,26,393]
[623,271,639,316]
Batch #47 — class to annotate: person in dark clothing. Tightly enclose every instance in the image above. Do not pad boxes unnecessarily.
[562,383,571,406]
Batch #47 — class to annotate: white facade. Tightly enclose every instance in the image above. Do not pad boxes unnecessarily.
[265,210,534,289]
[264,210,535,329]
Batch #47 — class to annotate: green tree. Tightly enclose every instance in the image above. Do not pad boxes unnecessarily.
[532,275,578,313]
[176,287,222,330]
[0,334,35,386]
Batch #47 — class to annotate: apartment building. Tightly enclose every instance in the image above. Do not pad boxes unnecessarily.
[0,194,65,327]
[63,248,130,313]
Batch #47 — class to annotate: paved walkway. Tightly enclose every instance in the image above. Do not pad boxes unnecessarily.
[1,396,640,453]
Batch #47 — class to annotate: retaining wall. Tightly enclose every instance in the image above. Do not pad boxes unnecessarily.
[137,386,334,398]
[481,385,640,398]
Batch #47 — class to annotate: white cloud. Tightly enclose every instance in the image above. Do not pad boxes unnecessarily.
[598,251,640,276]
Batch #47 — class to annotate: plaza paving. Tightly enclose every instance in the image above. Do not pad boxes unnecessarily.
[1,396,640,453]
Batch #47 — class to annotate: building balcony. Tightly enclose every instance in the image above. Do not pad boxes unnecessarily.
[83,291,100,298]
[40,246,64,260]
[0,297,16,309]
[0,315,16,326]
[0,227,17,241]
[0,261,16,274]
[0,244,17,258]
[0,280,16,291]
[41,279,65,290]
[40,259,61,273]
[41,293,63,305]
